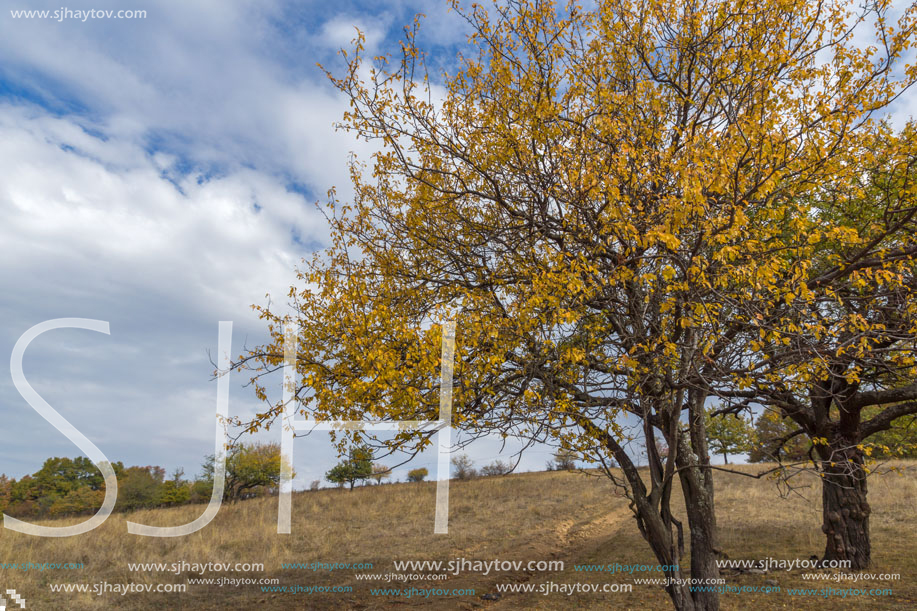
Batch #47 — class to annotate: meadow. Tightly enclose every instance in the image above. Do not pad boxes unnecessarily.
[1,462,914,610]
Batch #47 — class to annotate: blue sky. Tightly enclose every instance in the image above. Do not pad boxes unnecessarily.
[0,0,570,487]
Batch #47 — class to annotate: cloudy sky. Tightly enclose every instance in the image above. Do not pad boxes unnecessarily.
[0,0,559,487]
[5,1,913,489]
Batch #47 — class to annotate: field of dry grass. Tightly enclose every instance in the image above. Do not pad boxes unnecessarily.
[1,462,915,610]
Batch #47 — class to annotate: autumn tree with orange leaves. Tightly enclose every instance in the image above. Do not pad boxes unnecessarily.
[234,1,917,608]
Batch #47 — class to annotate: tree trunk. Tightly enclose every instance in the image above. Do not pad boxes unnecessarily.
[676,418,721,611]
[821,459,870,569]
[578,406,719,611]
[633,495,698,611]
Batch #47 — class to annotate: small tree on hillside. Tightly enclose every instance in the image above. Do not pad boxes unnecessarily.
[160,468,191,506]
[227,443,285,500]
[406,468,428,482]
[451,454,476,480]
[481,460,512,476]
[370,463,392,485]
[705,409,754,465]
[119,465,165,510]
[549,448,577,471]
[202,442,286,502]
[326,447,374,490]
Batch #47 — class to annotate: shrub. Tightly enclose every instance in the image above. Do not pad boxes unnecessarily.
[480,460,512,476]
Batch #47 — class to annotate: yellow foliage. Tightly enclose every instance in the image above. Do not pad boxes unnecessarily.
[233,1,917,488]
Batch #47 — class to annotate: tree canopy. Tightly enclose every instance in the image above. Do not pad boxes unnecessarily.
[325,447,374,489]
[407,468,429,482]
[748,410,811,463]
[202,442,285,502]
[704,409,754,464]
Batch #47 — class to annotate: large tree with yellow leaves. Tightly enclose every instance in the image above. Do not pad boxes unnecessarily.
[235,1,917,608]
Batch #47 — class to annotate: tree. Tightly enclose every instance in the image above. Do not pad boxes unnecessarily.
[4,475,40,518]
[160,469,191,506]
[202,442,286,502]
[407,468,428,482]
[714,127,917,568]
[234,0,917,605]
[451,454,476,481]
[549,448,577,471]
[26,457,118,502]
[227,442,284,500]
[190,478,213,504]
[119,466,165,511]
[748,411,810,463]
[0,474,13,515]
[159,480,191,506]
[4,458,124,517]
[48,487,104,517]
[325,447,374,490]
[704,409,754,464]
[370,463,392,485]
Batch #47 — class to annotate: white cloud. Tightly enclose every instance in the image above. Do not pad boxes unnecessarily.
[0,105,318,312]
[319,15,387,52]
[0,0,372,196]
[0,105,322,475]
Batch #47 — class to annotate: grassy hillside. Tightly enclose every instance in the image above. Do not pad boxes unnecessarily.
[1,463,915,610]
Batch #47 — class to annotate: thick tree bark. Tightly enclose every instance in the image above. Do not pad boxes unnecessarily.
[680,476,720,611]
[821,458,870,569]
[805,378,871,570]
[676,397,721,611]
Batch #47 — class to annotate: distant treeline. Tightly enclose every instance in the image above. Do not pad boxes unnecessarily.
[0,442,282,519]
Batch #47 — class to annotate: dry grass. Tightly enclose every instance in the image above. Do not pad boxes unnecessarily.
[1,463,915,610]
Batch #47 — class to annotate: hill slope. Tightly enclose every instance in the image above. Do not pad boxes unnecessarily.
[2,463,915,610]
